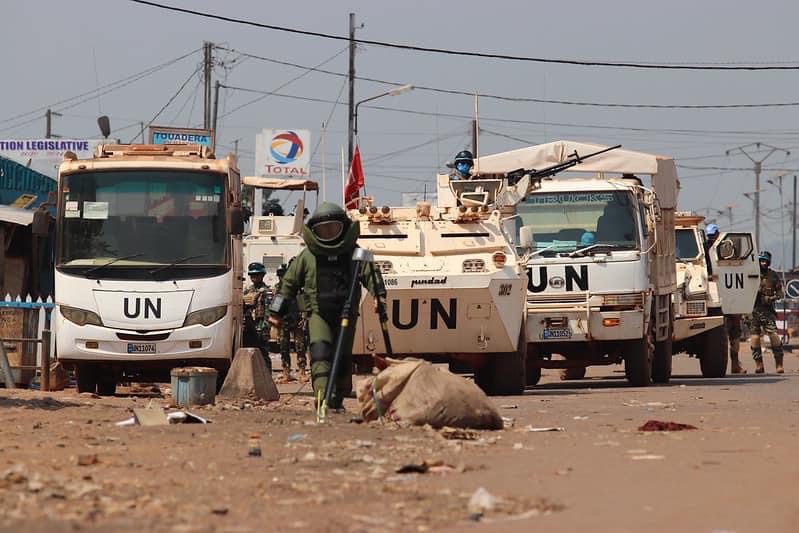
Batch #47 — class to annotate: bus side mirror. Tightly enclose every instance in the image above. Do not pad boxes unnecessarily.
[230,207,245,236]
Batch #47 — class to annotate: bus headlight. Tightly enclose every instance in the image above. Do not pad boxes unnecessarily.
[60,306,103,327]
[183,305,227,327]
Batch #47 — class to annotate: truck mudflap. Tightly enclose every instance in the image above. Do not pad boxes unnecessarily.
[673,315,724,342]
[353,281,524,355]
[526,307,644,343]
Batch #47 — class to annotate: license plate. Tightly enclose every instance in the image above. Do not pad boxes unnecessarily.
[127,343,156,354]
[539,328,572,340]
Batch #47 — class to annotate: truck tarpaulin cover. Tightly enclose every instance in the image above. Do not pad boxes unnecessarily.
[242,176,319,191]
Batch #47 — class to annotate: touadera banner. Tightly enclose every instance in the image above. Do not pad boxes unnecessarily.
[0,139,102,179]
[255,129,311,177]
[149,126,214,149]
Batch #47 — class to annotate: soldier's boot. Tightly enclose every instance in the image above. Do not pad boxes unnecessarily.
[775,354,785,374]
[310,342,335,414]
[755,358,765,374]
[751,336,764,374]
[730,353,747,374]
[298,368,309,383]
[281,366,292,383]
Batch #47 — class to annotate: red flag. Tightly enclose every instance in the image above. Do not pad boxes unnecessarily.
[344,145,365,209]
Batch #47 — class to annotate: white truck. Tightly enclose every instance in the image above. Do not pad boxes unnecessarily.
[672,212,759,376]
[475,141,678,386]
[54,143,245,394]
[350,177,529,395]
[241,177,317,289]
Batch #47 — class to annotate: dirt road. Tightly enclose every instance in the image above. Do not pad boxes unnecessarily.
[2,346,798,532]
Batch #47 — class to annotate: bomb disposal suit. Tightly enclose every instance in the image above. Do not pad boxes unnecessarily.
[270,203,385,407]
[672,213,758,377]
[474,141,678,386]
[54,144,244,394]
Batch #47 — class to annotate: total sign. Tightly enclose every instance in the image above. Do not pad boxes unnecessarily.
[255,129,311,177]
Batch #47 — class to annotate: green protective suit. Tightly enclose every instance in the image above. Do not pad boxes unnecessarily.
[274,203,385,408]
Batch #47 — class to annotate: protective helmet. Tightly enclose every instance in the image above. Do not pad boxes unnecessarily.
[247,262,266,275]
[454,150,474,179]
[705,223,719,238]
[580,232,596,246]
[303,202,359,256]
[276,264,287,278]
[759,250,772,267]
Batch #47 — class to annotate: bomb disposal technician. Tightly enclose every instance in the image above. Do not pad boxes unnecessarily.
[268,203,385,408]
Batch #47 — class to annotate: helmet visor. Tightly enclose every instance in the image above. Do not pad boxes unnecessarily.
[311,220,345,242]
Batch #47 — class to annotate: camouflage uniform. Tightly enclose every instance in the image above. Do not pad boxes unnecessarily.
[279,294,308,374]
[243,282,272,370]
[750,268,784,364]
[725,314,744,367]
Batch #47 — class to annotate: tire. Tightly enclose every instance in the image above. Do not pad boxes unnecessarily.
[525,345,542,386]
[699,326,728,378]
[96,380,117,396]
[475,352,526,395]
[76,364,98,394]
[652,309,673,384]
[560,367,587,380]
[624,335,652,387]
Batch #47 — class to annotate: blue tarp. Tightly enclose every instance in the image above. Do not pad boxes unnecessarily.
[0,155,56,208]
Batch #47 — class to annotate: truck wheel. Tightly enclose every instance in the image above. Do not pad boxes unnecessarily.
[525,345,542,386]
[699,326,728,378]
[476,352,526,396]
[96,380,117,396]
[624,336,652,387]
[560,367,587,380]
[76,364,98,394]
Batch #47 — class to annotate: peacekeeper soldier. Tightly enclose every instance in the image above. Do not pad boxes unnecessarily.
[452,150,474,179]
[268,202,386,410]
[705,224,747,373]
[276,262,309,383]
[243,262,272,371]
[750,251,785,374]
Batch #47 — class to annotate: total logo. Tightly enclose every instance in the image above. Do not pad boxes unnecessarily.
[270,131,304,164]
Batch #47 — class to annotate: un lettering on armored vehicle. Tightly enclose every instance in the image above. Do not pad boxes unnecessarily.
[350,177,528,395]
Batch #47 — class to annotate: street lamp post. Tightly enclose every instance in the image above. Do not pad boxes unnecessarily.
[352,84,413,147]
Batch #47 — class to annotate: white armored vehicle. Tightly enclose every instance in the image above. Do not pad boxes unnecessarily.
[475,141,678,386]
[350,176,529,395]
[672,212,759,376]
[241,177,317,288]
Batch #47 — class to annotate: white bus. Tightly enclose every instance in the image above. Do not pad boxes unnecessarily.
[54,144,244,394]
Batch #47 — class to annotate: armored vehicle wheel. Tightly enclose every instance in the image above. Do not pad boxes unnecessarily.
[698,326,728,378]
[76,364,98,394]
[96,380,117,396]
[560,367,587,380]
[475,352,526,396]
[624,335,652,387]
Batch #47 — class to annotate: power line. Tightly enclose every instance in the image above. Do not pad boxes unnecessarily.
[129,1,799,71]
[217,46,799,109]
[129,66,201,142]
[0,48,199,128]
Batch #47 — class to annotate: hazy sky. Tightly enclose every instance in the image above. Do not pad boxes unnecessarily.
[3,0,799,267]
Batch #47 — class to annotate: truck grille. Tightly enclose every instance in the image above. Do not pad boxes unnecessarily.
[528,294,587,305]
[374,260,394,275]
[602,293,644,307]
[686,300,706,316]
[462,259,486,273]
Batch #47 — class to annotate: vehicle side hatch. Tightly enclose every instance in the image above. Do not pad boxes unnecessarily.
[710,232,759,314]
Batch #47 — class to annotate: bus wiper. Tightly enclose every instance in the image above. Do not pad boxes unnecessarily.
[149,255,208,277]
[85,253,145,278]
[568,243,628,258]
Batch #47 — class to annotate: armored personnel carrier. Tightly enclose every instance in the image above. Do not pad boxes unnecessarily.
[350,175,529,395]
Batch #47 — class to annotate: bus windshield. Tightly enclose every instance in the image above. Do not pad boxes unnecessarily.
[58,170,228,274]
[516,190,639,255]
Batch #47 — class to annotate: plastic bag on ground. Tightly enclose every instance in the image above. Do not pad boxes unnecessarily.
[356,358,503,430]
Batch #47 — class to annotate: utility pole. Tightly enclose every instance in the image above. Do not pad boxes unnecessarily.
[726,142,790,247]
[794,175,797,270]
[45,109,61,139]
[140,122,145,143]
[233,139,239,157]
[203,41,213,130]
[471,120,478,157]
[347,13,359,166]
[212,80,220,145]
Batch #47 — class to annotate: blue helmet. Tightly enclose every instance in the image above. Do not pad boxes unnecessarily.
[454,150,474,178]
[705,223,719,238]
[759,251,772,266]
[580,232,596,246]
[247,262,266,275]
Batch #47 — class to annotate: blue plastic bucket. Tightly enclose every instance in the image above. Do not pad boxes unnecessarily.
[170,366,218,407]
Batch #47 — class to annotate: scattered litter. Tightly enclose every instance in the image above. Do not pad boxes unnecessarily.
[573,416,589,420]
[211,507,229,515]
[116,409,210,426]
[132,407,169,426]
[638,420,697,432]
[287,433,307,443]
[439,427,479,440]
[522,426,565,432]
[513,442,524,450]
[396,463,428,474]
[248,434,262,457]
[631,455,665,461]
[395,459,457,475]
[167,411,210,424]
[502,417,515,429]
[500,404,518,409]
[77,454,99,466]
[468,487,498,518]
